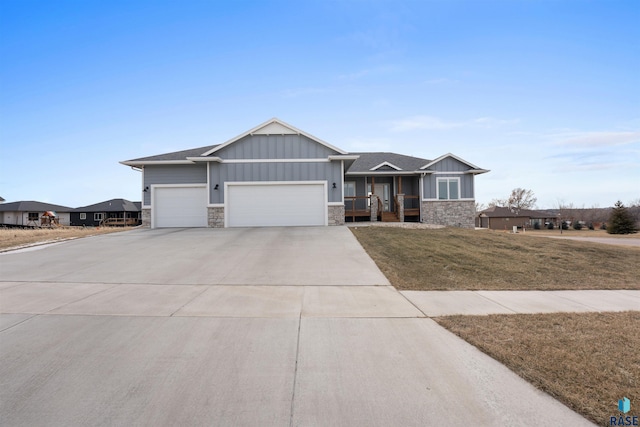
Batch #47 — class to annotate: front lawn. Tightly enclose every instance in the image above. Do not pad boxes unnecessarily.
[350,227,640,290]
[437,312,640,427]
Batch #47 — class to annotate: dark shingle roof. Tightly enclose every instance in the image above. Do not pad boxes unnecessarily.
[345,152,430,173]
[0,201,74,212]
[125,145,219,162]
[479,206,551,218]
[74,199,140,213]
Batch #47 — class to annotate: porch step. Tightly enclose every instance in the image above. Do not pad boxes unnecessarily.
[381,212,400,222]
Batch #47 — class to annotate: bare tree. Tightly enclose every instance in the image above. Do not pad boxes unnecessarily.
[506,188,537,214]
[488,198,506,208]
[475,202,487,213]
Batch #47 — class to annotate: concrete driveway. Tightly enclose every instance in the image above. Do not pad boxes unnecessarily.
[0,227,593,426]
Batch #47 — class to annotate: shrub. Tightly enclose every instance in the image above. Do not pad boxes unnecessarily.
[534,222,541,230]
[561,221,569,230]
[588,222,595,230]
[600,223,607,230]
[573,221,582,230]
[547,222,554,230]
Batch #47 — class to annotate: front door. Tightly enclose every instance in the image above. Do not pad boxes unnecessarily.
[367,183,390,211]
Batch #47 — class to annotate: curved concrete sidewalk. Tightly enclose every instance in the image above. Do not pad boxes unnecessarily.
[0,228,597,426]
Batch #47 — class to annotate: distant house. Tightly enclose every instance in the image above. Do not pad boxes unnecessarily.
[477,206,554,230]
[0,201,73,226]
[0,196,5,203]
[71,199,141,226]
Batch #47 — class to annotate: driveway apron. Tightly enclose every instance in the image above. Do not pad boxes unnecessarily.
[0,227,593,426]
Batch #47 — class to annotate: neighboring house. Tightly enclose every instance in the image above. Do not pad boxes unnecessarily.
[121,118,488,229]
[0,196,5,203]
[477,206,554,230]
[71,199,141,226]
[0,201,73,226]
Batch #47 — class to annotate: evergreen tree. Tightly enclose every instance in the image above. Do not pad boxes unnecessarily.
[607,201,639,234]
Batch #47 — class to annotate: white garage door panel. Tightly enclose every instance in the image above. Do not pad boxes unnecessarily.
[228,184,326,227]
[155,187,207,228]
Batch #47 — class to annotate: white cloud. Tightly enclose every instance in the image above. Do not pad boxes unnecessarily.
[553,131,640,147]
[389,115,518,132]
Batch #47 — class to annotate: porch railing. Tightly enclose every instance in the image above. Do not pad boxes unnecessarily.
[344,196,371,220]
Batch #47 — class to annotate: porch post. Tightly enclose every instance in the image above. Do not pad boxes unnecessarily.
[398,176,402,194]
[370,194,378,222]
[397,193,405,222]
[371,176,375,195]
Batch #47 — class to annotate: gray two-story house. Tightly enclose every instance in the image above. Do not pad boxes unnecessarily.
[121,118,488,229]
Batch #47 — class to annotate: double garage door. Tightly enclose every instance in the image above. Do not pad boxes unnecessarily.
[153,183,326,228]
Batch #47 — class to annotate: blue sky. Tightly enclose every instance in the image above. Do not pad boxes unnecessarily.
[1,0,638,209]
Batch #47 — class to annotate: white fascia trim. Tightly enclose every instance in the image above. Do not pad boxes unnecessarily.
[202,118,349,156]
[186,156,222,162]
[419,153,482,170]
[225,180,328,187]
[432,170,490,175]
[346,171,419,176]
[220,158,330,163]
[370,161,402,171]
[328,155,360,161]
[120,160,194,166]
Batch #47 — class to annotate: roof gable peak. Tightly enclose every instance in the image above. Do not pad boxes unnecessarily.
[201,118,348,156]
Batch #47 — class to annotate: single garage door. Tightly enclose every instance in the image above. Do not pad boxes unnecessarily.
[154,186,207,228]
[227,183,326,227]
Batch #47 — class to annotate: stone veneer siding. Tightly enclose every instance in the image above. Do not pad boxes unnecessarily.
[141,208,151,228]
[421,200,476,229]
[328,205,345,226]
[208,207,225,228]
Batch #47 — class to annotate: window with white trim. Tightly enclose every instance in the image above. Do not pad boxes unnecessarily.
[94,213,104,221]
[28,212,39,221]
[80,213,86,220]
[437,177,460,200]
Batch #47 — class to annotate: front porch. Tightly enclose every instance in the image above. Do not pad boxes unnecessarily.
[344,175,421,223]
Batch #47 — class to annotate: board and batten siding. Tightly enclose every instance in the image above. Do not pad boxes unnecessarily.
[210,161,343,204]
[143,164,207,206]
[423,173,474,199]
[215,134,337,160]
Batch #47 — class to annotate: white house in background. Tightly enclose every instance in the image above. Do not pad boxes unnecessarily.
[0,201,73,226]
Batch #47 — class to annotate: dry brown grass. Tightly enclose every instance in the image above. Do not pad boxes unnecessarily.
[350,227,640,290]
[0,227,133,251]
[436,312,640,426]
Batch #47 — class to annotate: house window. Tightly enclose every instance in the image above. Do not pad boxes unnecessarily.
[28,212,39,221]
[80,213,87,220]
[94,213,104,221]
[437,178,460,200]
[344,181,356,197]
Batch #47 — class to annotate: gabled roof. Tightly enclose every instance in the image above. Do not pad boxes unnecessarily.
[0,196,5,202]
[479,206,551,219]
[121,145,219,165]
[346,152,430,174]
[420,153,489,174]
[0,201,74,212]
[73,199,140,213]
[201,117,348,156]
